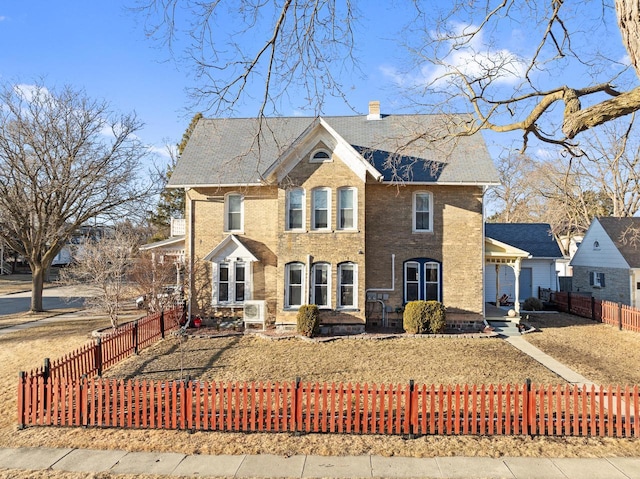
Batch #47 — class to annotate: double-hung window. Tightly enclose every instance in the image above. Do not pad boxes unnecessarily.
[590,271,605,288]
[285,262,305,308]
[225,193,243,232]
[404,259,441,303]
[312,188,331,230]
[287,188,305,230]
[338,187,356,230]
[338,262,357,308]
[311,263,331,308]
[412,192,432,232]
[215,261,249,304]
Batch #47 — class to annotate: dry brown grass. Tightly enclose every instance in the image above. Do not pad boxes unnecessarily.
[2,310,640,461]
[524,312,640,386]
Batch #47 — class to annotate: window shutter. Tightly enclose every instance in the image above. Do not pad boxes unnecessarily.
[600,273,605,287]
[589,272,594,286]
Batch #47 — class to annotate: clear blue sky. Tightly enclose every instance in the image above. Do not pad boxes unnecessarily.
[0,1,631,168]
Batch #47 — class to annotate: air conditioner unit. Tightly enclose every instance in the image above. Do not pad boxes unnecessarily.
[243,300,266,330]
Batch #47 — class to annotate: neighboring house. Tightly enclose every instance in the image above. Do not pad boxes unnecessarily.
[51,225,111,266]
[484,223,564,312]
[167,102,499,332]
[570,217,640,307]
[139,218,186,266]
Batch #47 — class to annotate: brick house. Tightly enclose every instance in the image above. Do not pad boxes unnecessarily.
[167,102,499,332]
[570,217,640,307]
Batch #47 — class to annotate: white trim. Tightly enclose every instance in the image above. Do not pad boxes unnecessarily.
[311,187,332,231]
[311,262,332,308]
[380,181,500,186]
[412,191,433,233]
[309,148,332,163]
[424,261,440,302]
[337,262,358,309]
[337,187,357,231]
[212,260,252,306]
[167,182,263,188]
[286,188,306,231]
[404,261,420,302]
[285,262,306,309]
[224,192,244,233]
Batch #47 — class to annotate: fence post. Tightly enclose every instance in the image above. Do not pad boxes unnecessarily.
[17,371,25,429]
[160,311,165,339]
[567,292,572,314]
[133,320,139,355]
[591,296,596,321]
[95,337,103,377]
[618,302,623,331]
[293,377,301,435]
[43,358,50,383]
[408,380,415,439]
[524,378,532,437]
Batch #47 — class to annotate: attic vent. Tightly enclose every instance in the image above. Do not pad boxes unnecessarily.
[367,101,381,120]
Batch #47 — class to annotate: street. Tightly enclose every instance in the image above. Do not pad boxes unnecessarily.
[0,285,91,316]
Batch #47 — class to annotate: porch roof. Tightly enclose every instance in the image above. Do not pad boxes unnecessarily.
[485,237,531,263]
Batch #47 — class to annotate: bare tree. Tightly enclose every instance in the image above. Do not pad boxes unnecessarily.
[0,81,153,312]
[59,229,139,329]
[135,1,640,147]
[130,251,182,313]
[487,154,541,223]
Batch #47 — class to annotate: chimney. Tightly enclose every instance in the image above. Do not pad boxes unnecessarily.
[367,100,381,120]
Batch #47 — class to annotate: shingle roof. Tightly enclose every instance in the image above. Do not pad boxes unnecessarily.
[485,223,563,258]
[597,217,640,268]
[168,113,499,187]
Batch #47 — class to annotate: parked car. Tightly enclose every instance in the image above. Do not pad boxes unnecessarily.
[136,285,183,309]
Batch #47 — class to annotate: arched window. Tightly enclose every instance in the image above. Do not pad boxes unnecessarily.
[403,258,441,303]
[311,262,331,308]
[338,262,357,308]
[286,188,305,230]
[412,191,433,232]
[310,149,331,163]
[224,193,243,232]
[285,262,305,308]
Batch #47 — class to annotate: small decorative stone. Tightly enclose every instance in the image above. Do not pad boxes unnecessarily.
[508,309,517,318]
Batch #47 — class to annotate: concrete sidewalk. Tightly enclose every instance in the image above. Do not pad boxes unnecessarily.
[1,447,640,478]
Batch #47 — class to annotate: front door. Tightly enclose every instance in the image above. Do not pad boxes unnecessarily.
[519,267,533,300]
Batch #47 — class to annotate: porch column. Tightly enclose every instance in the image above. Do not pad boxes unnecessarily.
[513,258,522,314]
[495,263,500,306]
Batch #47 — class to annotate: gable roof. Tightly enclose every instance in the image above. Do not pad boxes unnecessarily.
[485,223,563,259]
[168,113,499,187]
[597,217,640,268]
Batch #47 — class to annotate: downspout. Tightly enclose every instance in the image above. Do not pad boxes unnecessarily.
[188,196,195,325]
[305,254,312,305]
[365,253,395,327]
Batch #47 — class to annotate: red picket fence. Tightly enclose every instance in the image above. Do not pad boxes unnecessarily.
[551,292,640,332]
[17,378,640,438]
[24,306,184,382]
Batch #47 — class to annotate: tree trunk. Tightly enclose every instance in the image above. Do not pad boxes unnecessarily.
[31,264,45,312]
[616,0,640,79]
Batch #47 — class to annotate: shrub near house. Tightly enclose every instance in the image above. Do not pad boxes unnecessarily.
[403,301,446,334]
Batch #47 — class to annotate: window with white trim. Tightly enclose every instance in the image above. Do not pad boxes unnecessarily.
[285,262,305,308]
[214,261,250,305]
[225,193,243,232]
[312,188,331,230]
[311,263,331,308]
[338,262,357,308]
[590,271,605,288]
[286,188,305,230]
[412,191,432,232]
[310,149,331,162]
[338,187,356,230]
[404,259,441,303]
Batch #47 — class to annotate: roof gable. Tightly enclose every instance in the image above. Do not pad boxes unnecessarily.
[570,218,630,268]
[262,117,382,183]
[591,217,640,268]
[167,113,499,188]
[203,235,259,263]
[485,223,563,258]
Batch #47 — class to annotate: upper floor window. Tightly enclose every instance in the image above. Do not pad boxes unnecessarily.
[285,262,305,308]
[286,188,305,230]
[338,262,357,308]
[413,191,433,232]
[312,188,331,230]
[338,187,356,230]
[310,149,331,163]
[225,193,243,232]
[311,263,331,308]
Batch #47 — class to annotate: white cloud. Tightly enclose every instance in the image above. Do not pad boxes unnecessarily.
[14,83,51,102]
[0,16,6,22]
[382,23,528,90]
